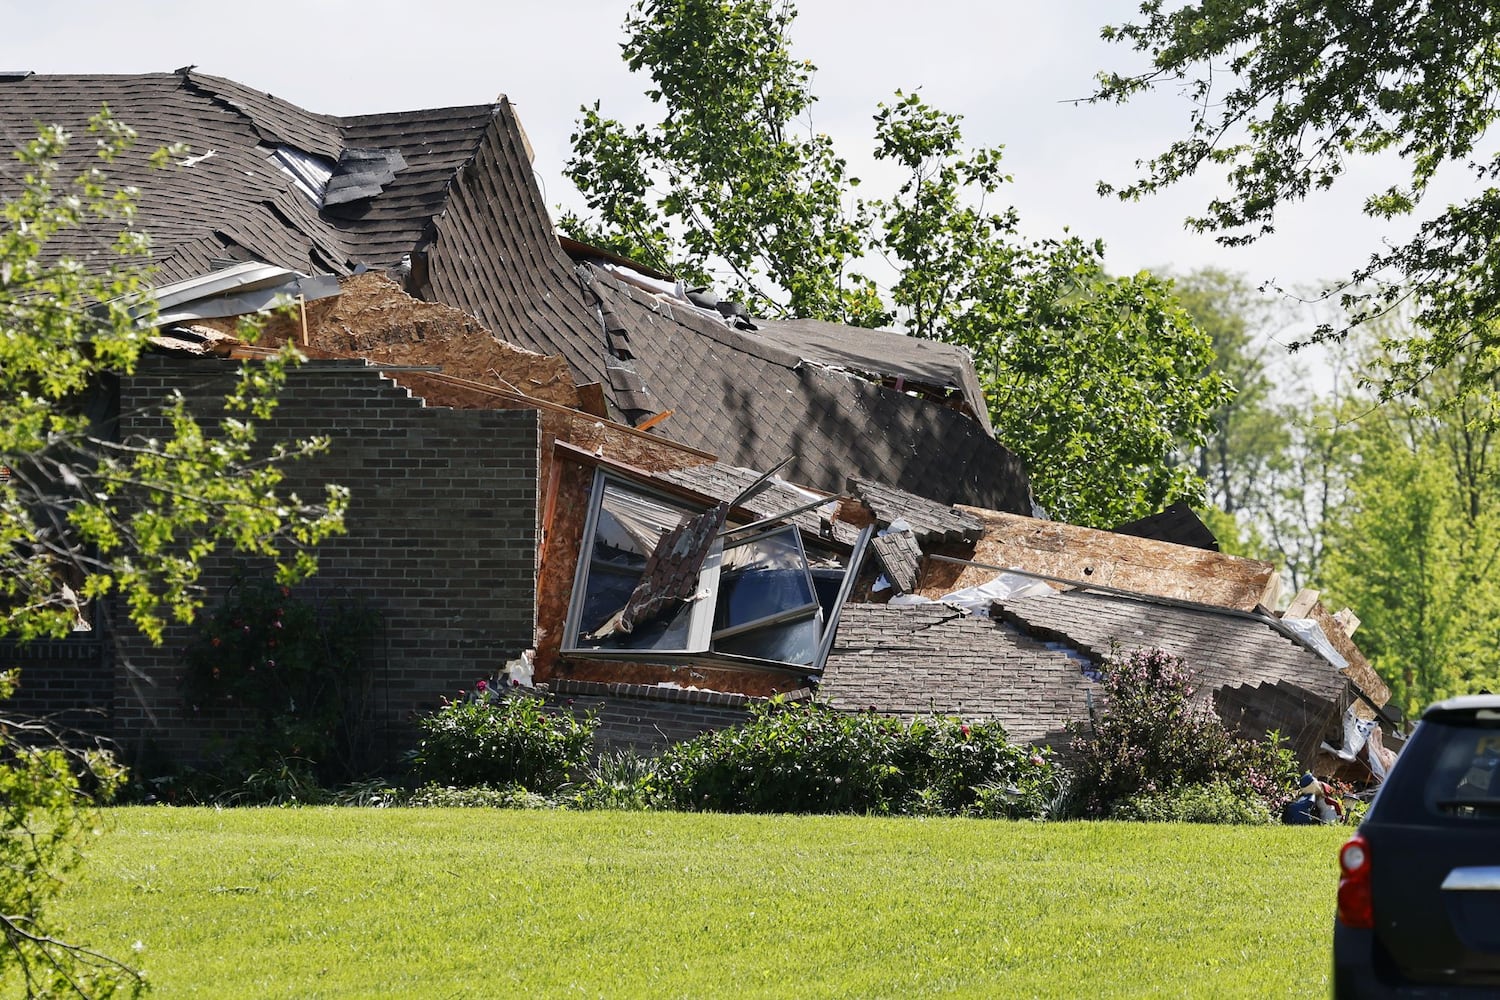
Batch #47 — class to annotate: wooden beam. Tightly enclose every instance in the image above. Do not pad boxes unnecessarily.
[1283,588,1321,620]
[1332,607,1361,637]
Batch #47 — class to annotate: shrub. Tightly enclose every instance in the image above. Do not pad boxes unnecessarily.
[566,749,662,811]
[654,699,1057,817]
[410,685,595,793]
[1068,647,1297,821]
[180,574,381,787]
[1111,780,1276,825]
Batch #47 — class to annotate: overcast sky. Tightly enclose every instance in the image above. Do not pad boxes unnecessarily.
[5,0,1415,364]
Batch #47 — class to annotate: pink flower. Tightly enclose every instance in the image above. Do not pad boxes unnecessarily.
[960,725,971,738]
[476,680,488,692]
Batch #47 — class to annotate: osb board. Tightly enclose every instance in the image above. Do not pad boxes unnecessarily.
[1305,601,1391,709]
[918,506,1280,612]
[534,460,594,681]
[195,273,581,409]
[552,659,794,698]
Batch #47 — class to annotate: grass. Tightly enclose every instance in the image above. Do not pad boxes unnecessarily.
[50,809,1347,998]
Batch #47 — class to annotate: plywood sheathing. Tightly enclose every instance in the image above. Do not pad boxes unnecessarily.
[1277,589,1389,715]
[197,272,582,409]
[920,506,1281,612]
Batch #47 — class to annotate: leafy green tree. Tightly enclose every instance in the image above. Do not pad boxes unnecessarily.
[1,118,347,643]
[1321,352,1500,712]
[1170,269,1288,518]
[562,0,880,324]
[0,116,347,995]
[566,0,1230,526]
[1094,1,1500,397]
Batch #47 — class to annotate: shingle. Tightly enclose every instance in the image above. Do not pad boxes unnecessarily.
[0,72,1034,514]
[996,590,1348,704]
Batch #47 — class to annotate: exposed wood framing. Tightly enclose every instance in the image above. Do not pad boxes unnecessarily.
[920,506,1281,612]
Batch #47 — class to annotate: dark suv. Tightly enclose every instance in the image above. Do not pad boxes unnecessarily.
[1334,694,1500,997]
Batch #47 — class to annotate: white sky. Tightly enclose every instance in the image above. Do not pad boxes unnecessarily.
[3,0,1426,371]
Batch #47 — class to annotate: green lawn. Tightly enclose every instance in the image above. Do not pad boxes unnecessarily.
[51,809,1347,998]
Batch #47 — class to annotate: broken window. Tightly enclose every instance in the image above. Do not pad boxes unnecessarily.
[562,470,870,671]
[566,476,721,655]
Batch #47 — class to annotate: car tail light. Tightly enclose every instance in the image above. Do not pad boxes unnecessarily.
[1338,835,1373,929]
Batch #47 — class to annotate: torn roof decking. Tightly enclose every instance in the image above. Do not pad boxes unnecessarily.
[921,505,1280,612]
[1,71,1033,511]
[821,602,1096,747]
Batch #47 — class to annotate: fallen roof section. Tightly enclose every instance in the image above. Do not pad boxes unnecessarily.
[920,505,1280,612]
[821,602,1095,748]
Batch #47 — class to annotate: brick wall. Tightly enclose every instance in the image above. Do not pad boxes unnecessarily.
[547,679,757,754]
[0,636,111,736]
[110,357,538,774]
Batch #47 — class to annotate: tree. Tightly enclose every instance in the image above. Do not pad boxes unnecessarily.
[561,0,880,324]
[1170,269,1288,518]
[1320,349,1500,713]
[566,0,1230,527]
[1094,1,1500,400]
[1,116,347,643]
[0,115,347,995]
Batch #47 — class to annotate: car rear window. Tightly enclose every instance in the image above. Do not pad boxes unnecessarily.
[1423,720,1500,819]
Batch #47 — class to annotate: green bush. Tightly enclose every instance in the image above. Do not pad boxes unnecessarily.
[654,699,1057,817]
[1068,647,1297,822]
[410,686,595,793]
[566,749,661,811]
[180,574,381,787]
[1111,780,1275,825]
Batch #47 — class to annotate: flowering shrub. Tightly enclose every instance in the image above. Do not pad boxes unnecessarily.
[180,575,381,788]
[654,699,1058,818]
[410,685,595,793]
[1068,647,1296,821]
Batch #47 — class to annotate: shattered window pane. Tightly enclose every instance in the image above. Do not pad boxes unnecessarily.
[715,614,822,665]
[566,477,719,655]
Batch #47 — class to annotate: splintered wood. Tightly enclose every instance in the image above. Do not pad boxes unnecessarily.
[192,272,582,409]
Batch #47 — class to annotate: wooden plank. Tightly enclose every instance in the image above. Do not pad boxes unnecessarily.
[575,382,609,417]
[1332,607,1362,637]
[1284,588,1321,620]
[919,506,1281,612]
[1303,601,1390,708]
[634,409,674,432]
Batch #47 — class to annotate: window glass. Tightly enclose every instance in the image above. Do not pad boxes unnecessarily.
[567,476,719,654]
[714,614,822,665]
[1425,724,1500,818]
[713,527,817,637]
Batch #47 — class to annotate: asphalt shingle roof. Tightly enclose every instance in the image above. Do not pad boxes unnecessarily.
[995,590,1348,703]
[821,602,1098,746]
[0,71,1033,511]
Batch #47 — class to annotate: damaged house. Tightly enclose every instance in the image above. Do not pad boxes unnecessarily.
[0,70,1394,782]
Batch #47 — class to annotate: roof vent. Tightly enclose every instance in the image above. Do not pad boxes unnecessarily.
[0,71,35,81]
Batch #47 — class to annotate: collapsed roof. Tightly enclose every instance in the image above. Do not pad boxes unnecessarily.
[0,70,1029,511]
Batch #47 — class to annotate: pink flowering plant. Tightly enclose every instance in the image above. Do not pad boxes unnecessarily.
[1067,646,1296,822]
